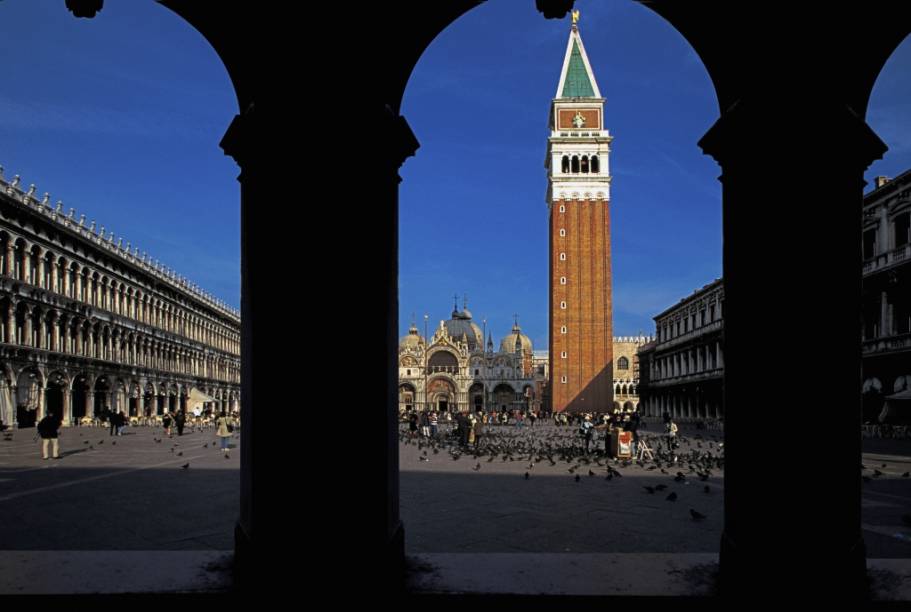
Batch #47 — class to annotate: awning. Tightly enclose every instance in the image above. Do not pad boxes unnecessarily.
[187,388,216,412]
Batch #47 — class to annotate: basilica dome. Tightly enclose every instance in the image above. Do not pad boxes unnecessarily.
[443,310,484,351]
[500,322,533,353]
[399,323,425,349]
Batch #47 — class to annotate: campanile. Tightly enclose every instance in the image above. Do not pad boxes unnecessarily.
[547,12,613,413]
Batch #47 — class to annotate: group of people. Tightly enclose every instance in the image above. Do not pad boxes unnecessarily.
[33,408,238,459]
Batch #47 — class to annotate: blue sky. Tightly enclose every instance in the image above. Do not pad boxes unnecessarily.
[0,1,239,308]
[399,0,911,351]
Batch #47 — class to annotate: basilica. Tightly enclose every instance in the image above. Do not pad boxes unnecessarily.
[398,301,545,414]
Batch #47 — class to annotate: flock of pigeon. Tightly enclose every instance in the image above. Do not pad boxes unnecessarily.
[400,423,725,521]
[0,427,237,470]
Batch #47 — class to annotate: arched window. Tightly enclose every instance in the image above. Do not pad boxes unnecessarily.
[580,155,589,173]
[591,155,599,173]
[571,156,579,173]
[561,155,570,173]
[618,356,630,370]
[615,384,621,395]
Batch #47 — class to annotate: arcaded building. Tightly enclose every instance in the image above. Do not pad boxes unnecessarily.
[547,17,613,413]
[862,173,911,421]
[638,279,724,420]
[0,167,241,427]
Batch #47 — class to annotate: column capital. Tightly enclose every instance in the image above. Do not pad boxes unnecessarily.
[699,100,888,174]
[220,105,254,174]
[380,106,420,177]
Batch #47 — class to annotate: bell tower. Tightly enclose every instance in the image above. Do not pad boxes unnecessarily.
[546,12,613,413]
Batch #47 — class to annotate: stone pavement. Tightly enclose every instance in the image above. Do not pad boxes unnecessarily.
[400,422,911,558]
[0,423,239,594]
[400,421,911,598]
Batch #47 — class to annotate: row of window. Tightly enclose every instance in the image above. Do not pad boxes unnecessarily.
[0,235,239,354]
[653,344,722,379]
[863,210,911,259]
[658,302,722,342]
[560,155,600,174]
[0,304,239,383]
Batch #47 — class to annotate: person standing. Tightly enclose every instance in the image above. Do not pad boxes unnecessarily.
[428,410,439,439]
[116,410,127,436]
[580,415,595,454]
[37,410,61,460]
[408,411,419,438]
[665,416,679,458]
[419,410,430,438]
[215,410,233,455]
[109,409,118,436]
[162,412,173,438]
[175,409,186,436]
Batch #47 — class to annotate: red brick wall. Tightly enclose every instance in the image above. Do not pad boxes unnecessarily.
[550,199,613,413]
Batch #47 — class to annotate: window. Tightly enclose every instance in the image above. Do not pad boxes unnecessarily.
[895,212,910,248]
[561,376,567,384]
[561,326,567,334]
[561,351,567,358]
[591,155,599,173]
[406,369,411,376]
[580,156,589,173]
[561,155,570,173]
[474,369,479,376]
[863,228,876,259]
[559,204,565,213]
[701,310,706,326]
[560,301,566,309]
[617,356,629,370]
[571,156,579,173]
[560,277,567,285]
[559,252,566,261]
[710,305,716,321]
[559,228,566,237]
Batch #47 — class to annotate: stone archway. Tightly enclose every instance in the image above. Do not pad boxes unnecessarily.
[398,383,416,412]
[426,377,456,412]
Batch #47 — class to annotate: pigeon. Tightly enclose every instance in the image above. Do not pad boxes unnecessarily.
[903,472,910,478]
[643,486,655,494]
[204,444,208,448]
[111,441,116,446]
[524,472,530,480]
[473,463,482,471]
[180,463,189,469]
[98,440,104,445]
[225,454,230,459]
[690,509,706,521]
[84,440,89,445]
[882,463,888,468]
[178,452,183,457]
[588,470,596,477]
[666,492,678,501]
[418,456,429,462]
[873,469,883,478]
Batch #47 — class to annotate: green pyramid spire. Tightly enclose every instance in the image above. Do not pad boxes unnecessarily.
[560,39,595,98]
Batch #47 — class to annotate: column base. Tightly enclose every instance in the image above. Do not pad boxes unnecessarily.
[233,520,250,592]
[388,520,405,595]
[719,530,869,600]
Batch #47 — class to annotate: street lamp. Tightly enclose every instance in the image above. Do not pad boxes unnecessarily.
[423,314,429,412]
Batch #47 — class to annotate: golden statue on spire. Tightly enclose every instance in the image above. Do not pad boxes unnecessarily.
[572,9,580,25]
